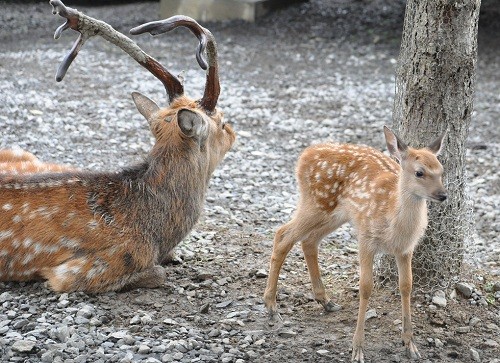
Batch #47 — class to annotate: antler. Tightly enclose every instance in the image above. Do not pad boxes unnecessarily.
[130,16,220,113]
[49,0,184,102]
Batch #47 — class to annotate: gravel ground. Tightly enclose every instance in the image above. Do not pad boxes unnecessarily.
[0,1,499,362]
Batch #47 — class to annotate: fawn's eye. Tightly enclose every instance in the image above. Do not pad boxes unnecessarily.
[415,170,424,178]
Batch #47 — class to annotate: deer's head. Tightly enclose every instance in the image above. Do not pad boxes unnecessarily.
[50,1,235,167]
[384,126,447,203]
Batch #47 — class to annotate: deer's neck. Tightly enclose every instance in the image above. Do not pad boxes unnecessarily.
[119,149,209,259]
[386,176,428,254]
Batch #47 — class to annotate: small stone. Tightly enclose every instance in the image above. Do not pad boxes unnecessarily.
[138,344,151,354]
[41,351,55,363]
[456,326,470,333]
[215,300,233,308]
[254,269,268,278]
[470,348,480,362]
[12,340,36,353]
[469,317,481,327]
[208,329,221,337]
[434,338,444,348]
[0,292,12,303]
[365,309,377,320]
[278,330,297,338]
[455,282,474,298]
[129,315,141,325]
[432,291,447,307]
[199,303,210,314]
[163,318,178,325]
[317,349,329,356]
[172,352,183,360]
[483,339,499,348]
[109,331,128,341]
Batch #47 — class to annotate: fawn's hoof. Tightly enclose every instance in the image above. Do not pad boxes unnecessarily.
[351,345,365,363]
[319,299,342,312]
[405,339,421,360]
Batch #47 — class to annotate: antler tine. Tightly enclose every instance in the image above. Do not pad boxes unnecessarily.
[130,16,220,113]
[49,0,183,102]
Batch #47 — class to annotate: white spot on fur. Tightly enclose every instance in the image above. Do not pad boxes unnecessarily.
[21,254,34,265]
[2,203,13,211]
[0,230,14,240]
[23,238,33,248]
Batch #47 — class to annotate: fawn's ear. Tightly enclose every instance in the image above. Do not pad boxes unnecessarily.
[131,92,160,125]
[427,130,446,156]
[384,125,408,163]
[177,109,208,146]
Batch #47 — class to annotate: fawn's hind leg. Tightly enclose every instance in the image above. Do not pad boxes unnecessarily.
[301,224,343,312]
[263,213,335,320]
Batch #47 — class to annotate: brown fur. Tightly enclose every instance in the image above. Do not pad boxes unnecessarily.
[0,149,74,174]
[0,95,235,293]
[263,127,446,363]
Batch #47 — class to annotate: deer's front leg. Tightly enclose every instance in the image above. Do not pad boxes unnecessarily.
[352,245,375,363]
[396,252,421,359]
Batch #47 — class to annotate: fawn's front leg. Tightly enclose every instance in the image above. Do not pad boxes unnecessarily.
[352,245,375,363]
[396,252,421,359]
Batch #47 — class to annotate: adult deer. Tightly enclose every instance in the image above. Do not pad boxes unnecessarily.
[0,0,235,293]
[263,126,447,362]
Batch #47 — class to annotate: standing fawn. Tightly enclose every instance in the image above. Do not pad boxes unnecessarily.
[263,126,447,362]
[0,1,235,293]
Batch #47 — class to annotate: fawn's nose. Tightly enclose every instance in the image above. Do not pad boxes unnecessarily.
[435,191,448,202]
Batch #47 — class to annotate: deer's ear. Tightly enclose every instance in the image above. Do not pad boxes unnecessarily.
[131,92,160,124]
[177,109,208,146]
[427,131,446,156]
[384,125,408,163]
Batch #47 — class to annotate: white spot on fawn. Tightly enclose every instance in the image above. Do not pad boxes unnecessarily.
[0,230,14,241]
[23,238,33,248]
[2,203,13,211]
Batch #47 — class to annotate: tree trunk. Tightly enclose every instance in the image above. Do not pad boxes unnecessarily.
[381,0,481,288]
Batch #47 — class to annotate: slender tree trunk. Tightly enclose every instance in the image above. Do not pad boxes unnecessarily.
[382,0,481,287]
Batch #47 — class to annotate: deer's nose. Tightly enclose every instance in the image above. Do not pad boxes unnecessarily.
[435,191,448,202]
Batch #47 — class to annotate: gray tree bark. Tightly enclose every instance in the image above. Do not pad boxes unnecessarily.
[384,0,481,287]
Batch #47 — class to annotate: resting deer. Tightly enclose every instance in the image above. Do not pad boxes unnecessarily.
[263,126,447,362]
[0,148,75,175]
[0,0,235,293]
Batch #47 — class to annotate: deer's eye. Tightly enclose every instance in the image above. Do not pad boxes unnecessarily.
[415,170,424,178]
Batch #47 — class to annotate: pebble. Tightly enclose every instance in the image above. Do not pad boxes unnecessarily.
[11,340,36,353]
[432,291,447,307]
[455,282,474,298]
[365,309,377,320]
[470,348,481,362]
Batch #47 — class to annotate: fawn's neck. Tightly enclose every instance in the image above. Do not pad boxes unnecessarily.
[387,175,428,254]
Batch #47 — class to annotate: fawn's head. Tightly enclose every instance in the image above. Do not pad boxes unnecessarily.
[384,126,447,202]
[50,1,235,167]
